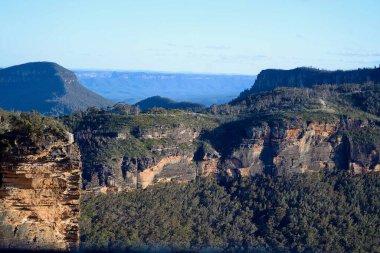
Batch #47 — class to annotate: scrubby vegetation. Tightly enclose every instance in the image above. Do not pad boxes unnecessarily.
[63,107,220,134]
[222,83,380,122]
[80,171,380,252]
[236,66,380,100]
[0,110,69,158]
[135,96,205,112]
[0,110,67,136]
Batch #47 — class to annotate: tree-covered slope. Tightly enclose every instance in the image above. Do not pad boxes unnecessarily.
[135,96,205,111]
[80,171,380,252]
[237,66,380,100]
[226,83,380,118]
[0,62,113,115]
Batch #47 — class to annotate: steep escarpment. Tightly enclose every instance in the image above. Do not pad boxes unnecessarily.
[0,111,81,250]
[206,83,380,177]
[62,83,379,192]
[236,66,380,100]
[63,109,220,191]
[208,117,380,178]
[0,62,112,115]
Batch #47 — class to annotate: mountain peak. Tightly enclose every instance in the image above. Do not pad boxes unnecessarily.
[0,62,113,115]
[2,61,67,74]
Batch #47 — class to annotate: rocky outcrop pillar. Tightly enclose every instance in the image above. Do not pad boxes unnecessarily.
[0,131,81,251]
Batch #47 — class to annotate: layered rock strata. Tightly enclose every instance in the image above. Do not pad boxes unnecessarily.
[223,119,380,177]
[0,132,81,251]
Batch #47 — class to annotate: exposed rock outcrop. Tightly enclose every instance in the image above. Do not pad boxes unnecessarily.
[64,82,379,193]
[139,155,195,188]
[0,113,81,251]
[220,119,380,177]
[84,155,197,192]
[71,112,215,192]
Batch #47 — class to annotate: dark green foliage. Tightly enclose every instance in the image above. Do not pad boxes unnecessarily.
[337,84,380,116]
[229,84,380,121]
[63,108,219,134]
[0,110,67,140]
[343,125,380,169]
[80,171,380,252]
[135,96,205,112]
[236,66,380,100]
[0,110,68,160]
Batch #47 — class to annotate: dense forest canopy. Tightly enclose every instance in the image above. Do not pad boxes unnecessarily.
[80,171,380,252]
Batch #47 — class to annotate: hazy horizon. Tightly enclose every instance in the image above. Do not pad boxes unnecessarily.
[1,61,378,77]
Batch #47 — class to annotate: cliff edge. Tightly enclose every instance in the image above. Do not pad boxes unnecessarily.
[0,111,81,250]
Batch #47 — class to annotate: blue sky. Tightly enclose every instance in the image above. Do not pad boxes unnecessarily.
[1,0,379,74]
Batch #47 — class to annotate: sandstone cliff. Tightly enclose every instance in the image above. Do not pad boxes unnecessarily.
[0,111,81,250]
[64,110,220,192]
[209,83,380,177]
[217,119,380,177]
[65,82,380,192]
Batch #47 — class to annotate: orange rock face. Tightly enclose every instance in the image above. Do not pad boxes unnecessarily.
[139,155,183,188]
[199,159,219,177]
[0,134,81,251]
[227,122,341,176]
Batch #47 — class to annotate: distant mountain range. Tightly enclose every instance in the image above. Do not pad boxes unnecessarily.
[3,63,379,117]
[0,62,113,115]
[236,66,380,101]
[135,96,205,111]
[75,70,256,106]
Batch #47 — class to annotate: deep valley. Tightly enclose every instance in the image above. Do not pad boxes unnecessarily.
[0,63,379,252]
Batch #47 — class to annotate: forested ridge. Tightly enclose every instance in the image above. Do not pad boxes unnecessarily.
[80,171,380,252]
